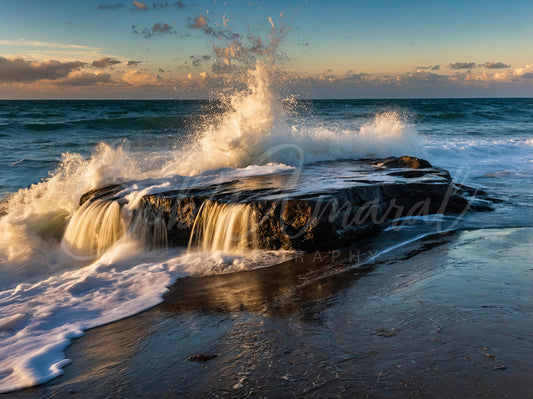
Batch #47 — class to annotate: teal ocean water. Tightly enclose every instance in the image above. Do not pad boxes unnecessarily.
[0,90,532,392]
[2,98,532,201]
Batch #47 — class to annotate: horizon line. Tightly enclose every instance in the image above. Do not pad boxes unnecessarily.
[1,96,532,101]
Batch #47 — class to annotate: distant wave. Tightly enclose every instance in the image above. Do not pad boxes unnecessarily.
[14,115,191,132]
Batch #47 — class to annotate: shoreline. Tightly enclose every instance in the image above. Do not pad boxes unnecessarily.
[5,227,533,398]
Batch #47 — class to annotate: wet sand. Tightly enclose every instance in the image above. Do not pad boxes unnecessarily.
[6,228,533,398]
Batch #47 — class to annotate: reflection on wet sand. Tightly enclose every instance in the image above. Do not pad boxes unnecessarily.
[161,232,451,315]
[10,228,533,398]
[162,251,369,315]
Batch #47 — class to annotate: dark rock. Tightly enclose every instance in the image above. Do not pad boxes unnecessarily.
[187,354,218,362]
[140,196,204,247]
[78,158,497,252]
[376,156,433,169]
[79,184,124,206]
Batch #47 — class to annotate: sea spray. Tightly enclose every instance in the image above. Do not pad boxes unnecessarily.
[0,142,147,283]
[0,61,425,394]
[164,64,285,175]
[0,67,423,285]
[164,63,424,174]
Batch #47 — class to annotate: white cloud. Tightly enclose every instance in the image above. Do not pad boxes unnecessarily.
[189,15,208,29]
[513,64,533,77]
[0,39,99,51]
[122,70,159,86]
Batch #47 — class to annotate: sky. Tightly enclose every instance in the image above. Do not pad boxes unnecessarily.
[0,0,532,99]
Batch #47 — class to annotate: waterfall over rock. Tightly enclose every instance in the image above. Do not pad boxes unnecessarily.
[188,201,258,253]
[62,199,126,259]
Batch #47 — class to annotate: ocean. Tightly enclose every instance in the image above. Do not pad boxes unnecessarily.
[1,70,532,393]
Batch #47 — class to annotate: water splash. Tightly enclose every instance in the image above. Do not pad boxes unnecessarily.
[0,64,423,283]
[127,205,168,251]
[0,6,428,393]
[61,199,126,260]
[61,195,168,261]
[188,200,258,253]
[165,63,423,175]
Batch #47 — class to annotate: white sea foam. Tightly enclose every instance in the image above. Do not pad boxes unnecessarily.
[0,241,291,393]
[0,63,424,392]
[0,63,423,284]
[424,136,533,178]
[2,63,531,393]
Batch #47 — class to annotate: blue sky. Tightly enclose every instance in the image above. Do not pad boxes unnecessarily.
[0,0,532,98]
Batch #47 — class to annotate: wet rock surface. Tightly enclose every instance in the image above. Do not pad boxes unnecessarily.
[80,157,497,251]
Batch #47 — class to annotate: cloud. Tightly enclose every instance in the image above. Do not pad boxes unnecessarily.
[0,39,98,50]
[400,71,449,85]
[92,57,122,68]
[152,1,184,8]
[188,15,239,40]
[449,62,477,70]
[213,42,242,59]
[151,1,168,8]
[152,22,173,34]
[0,57,85,82]
[416,65,440,71]
[480,62,511,69]
[122,70,159,86]
[186,16,287,76]
[56,72,113,86]
[127,1,184,10]
[443,63,533,84]
[211,59,236,75]
[344,72,369,82]
[190,54,211,67]
[97,3,123,10]
[445,63,533,84]
[512,64,533,76]
[150,0,186,8]
[127,60,143,66]
[189,15,207,28]
[132,23,176,38]
[133,1,148,10]
[248,36,267,55]
[212,38,268,61]
[289,70,454,95]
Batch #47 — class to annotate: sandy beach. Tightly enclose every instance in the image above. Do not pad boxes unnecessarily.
[6,227,532,398]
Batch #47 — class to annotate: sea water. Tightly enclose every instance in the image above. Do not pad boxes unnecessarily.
[0,67,532,392]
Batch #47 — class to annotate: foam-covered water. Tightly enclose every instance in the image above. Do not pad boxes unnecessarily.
[0,67,532,392]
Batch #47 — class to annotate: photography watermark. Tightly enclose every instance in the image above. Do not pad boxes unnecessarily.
[61,143,485,263]
[289,249,380,265]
